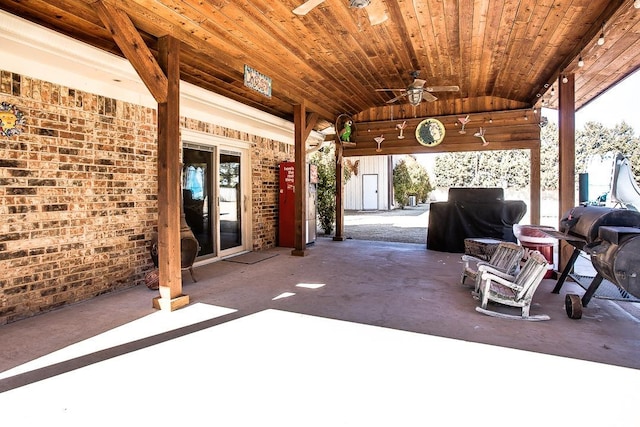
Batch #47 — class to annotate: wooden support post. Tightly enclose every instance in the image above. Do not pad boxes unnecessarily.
[291,103,308,256]
[530,145,541,225]
[558,73,576,271]
[153,36,189,311]
[333,141,345,241]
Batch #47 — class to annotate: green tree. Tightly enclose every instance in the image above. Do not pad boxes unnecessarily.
[310,146,336,235]
[393,159,412,208]
[432,119,638,194]
[540,121,559,190]
[434,152,477,187]
[576,121,613,174]
[402,155,434,202]
[434,150,530,189]
[309,145,355,235]
[576,120,640,181]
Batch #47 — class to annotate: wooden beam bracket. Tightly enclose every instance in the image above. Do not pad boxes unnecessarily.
[93,0,168,103]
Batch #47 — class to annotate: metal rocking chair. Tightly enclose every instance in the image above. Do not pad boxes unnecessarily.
[475,250,550,321]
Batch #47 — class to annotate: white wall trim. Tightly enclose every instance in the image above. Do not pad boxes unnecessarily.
[0,10,324,146]
[181,128,251,151]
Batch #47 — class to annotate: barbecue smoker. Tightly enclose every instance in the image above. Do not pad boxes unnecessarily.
[550,205,640,318]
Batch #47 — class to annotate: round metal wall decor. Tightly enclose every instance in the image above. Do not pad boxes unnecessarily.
[415,118,445,147]
[0,102,26,137]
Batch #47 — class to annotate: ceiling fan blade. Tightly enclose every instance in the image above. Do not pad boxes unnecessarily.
[293,0,325,15]
[366,0,388,25]
[423,91,438,102]
[375,88,406,92]
[386,92,408,103]
[411,79,427,88]
[426,85,460,92]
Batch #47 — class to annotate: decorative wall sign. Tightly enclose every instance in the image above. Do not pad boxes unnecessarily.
[457,115,470,134]
[243,65,272,98]
[374,134,385,152]
[396,120,407,139]
[415,118,445,147]
[474,127,489,146]
[0,102,26,137]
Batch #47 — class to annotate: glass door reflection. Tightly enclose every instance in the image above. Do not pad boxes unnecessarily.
[183,148,215,257]
[219,150,242,251]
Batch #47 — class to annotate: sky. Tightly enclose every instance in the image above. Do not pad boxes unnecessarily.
[543,69,640,131]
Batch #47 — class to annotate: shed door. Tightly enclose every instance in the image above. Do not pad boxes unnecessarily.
[362,174,378,210]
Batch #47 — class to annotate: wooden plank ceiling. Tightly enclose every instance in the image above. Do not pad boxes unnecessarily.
[1,0,639,131]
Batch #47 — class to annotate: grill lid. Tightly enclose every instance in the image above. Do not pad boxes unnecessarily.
[560,206,640,243]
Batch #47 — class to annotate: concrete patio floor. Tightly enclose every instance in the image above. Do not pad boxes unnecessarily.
[1,236,639,425]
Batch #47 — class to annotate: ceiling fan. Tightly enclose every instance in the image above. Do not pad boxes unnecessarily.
[293,0,388,26]
[376,71,460,106]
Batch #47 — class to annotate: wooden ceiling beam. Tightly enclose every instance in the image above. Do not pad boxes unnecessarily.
[93,0,168,103]
[346,108,541,156]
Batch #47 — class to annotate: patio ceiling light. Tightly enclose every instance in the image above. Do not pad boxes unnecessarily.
[407,88,423,106]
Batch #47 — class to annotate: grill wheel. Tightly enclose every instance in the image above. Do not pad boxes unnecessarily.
[565,294,583,319]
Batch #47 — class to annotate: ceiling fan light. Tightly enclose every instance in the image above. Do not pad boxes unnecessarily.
[407,88,423,106]
[349,0,371,8]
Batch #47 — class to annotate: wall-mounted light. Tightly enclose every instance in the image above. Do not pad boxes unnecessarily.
[578,56,584,67]
[562,75,568,84]
[597,23,605,46]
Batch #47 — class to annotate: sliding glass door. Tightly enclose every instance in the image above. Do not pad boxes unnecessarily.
[182,144,248,259]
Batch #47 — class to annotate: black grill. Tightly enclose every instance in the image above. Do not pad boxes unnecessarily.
[550,206,640,316]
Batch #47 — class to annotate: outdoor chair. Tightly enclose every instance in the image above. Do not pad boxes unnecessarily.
[475,250,550,321]
[460,241,524,293]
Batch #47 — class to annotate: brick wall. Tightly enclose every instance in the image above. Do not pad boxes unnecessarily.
[250,139,293,249]
[0,71,158,325]
[1,71,292,324]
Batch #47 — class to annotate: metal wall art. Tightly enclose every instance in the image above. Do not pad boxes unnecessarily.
[474,127,489,146]
[374,134,385,152]
[0,102,26,137]
[415,118,445,147]
[396,120,407,139]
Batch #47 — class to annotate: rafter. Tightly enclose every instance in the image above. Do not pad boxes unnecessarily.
[92,0,168,103]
